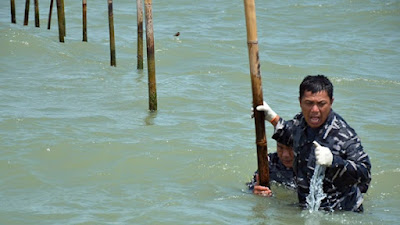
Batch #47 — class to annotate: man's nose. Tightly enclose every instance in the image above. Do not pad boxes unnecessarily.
[311,104,319,112]
[282,149,290,157]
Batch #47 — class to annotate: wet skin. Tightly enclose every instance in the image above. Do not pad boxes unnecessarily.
[299,90,334,129]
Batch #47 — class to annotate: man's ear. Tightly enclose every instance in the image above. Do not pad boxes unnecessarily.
[331,97,334,105]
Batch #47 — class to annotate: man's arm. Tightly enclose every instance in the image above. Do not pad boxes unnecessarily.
[315,136,371,190]
[329,137,371,190]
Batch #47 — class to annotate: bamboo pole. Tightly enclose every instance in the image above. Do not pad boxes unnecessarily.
[56,0,64,42]
[47,0,54,29]
[108,0,116,66]
[24,0,30,26]
[243,0,269,187]
[61,0,65,36]
[136,0,144,69]
[82,0,87,42]
[11,0,16,24]
[34,0,39,27]
[144,0,157,111]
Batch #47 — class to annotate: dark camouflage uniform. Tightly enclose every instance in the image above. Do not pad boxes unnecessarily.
[274,109,371,212]
[247,153,295,190]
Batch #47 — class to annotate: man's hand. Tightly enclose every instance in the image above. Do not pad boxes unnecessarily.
[253,185,273,197]
[252,174,273,197]
[313,141,333,166]
[256,101,278,122]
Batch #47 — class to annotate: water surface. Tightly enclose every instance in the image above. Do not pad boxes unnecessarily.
[1,0,399,224]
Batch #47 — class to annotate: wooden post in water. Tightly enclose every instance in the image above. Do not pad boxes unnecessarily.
[243,0,269,187]
[34,0,39,27]
[136,0,144,69]
[108,0,116,66]
[47,0,54,29]
[82,0,87,42]
[61,0,66,36]
[24,0,30,26]
[11,0,16,24]
[144,0,157,111]
[56,0,65,42]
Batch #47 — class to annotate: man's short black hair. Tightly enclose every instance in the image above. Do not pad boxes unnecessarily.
[299,75,333,100]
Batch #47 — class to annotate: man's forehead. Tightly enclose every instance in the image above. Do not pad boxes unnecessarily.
[302,90,330,99]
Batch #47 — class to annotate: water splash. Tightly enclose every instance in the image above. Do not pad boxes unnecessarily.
[306,164,327,212]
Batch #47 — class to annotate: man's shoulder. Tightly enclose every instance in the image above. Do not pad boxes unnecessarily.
[292,112,303,123]
[322,111,360,145]
[276,113,302,130]
[329,111,357,135]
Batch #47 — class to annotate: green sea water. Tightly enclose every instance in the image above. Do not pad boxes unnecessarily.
[1,0,399,224]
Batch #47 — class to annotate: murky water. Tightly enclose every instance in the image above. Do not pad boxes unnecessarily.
[1,0,400,224]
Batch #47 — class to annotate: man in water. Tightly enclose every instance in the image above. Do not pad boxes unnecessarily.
[247,125,295,196]
[256,75,371,212]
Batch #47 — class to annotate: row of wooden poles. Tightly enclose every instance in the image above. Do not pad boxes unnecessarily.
[9,0,157,111]
[10,0,269,183]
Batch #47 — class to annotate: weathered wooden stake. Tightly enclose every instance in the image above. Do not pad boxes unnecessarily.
[82,0,87,42]
[47,0,54,29]
[144,0,157,111]
[108,0,116,66]
[24,0,30,26]
[34,0,40,27]
[61,0,66,36]
[243,0,269,187]
[136,0,144,69]
[56,0,65,42]
[11,0,16,24]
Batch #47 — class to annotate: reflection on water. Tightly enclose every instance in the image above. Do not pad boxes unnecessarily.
[145,110,157,125]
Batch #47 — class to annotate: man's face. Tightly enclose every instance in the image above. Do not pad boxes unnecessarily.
[299,90,333,129]
[277,143,294,168]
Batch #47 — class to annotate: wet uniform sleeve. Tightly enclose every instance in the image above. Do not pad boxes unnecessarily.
[328,132,371,191]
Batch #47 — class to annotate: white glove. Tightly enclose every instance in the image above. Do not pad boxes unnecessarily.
[313,141,333,167]
[256,101,278,122]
